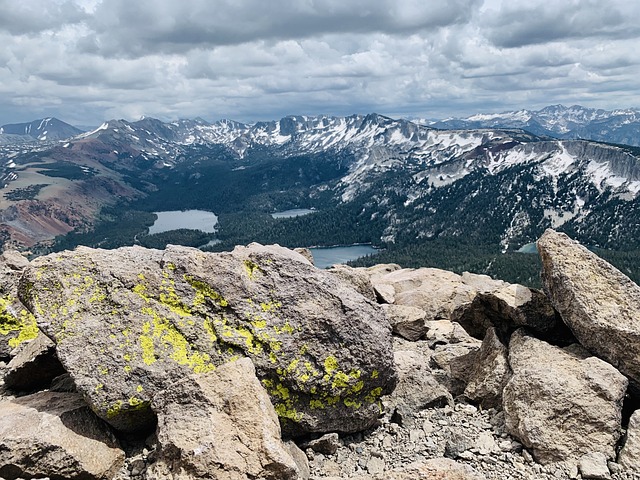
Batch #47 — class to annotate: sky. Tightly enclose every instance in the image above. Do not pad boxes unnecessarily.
[1,0,639,127]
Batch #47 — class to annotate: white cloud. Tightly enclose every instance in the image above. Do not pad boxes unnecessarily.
[0,0,639,126]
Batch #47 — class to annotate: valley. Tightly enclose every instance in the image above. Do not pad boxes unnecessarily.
[0,110,639,287]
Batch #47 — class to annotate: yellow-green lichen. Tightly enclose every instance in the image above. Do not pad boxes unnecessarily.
[243,260,261,280]
[107,400,123,418]
[184,276,229,308]
[139,307,215,373]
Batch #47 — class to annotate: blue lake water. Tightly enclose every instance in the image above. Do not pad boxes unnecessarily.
[271,208,315,219]
[148,210,218,235]
[517,243,538,254]
[309,245,378,269]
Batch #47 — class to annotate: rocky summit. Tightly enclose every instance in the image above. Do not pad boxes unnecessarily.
[1,232,640,479]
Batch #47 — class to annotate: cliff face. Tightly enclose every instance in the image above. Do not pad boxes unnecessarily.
[0,233,639,480]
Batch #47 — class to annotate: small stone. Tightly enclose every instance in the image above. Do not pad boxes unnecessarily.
[409,429,423,443]
[522,450,534,464]
[579,452,610,479]
[422,419,434,435]
[129,459,146,476]
[607,461,622,474]
[305,433,340,456]
[366,456,385,475]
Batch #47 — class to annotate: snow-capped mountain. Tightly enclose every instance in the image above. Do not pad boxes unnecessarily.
[1,112,639,262]
[0,118,83,143]
[431,105,640,146]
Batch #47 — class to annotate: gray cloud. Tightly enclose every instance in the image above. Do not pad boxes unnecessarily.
[1,0,640,126]
[484,0,640,48]
[0,0,87,35]
[82,0,481,57]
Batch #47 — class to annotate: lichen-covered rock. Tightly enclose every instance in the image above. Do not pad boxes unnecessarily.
[20,243,396,434]
[147,358,299,480]
[4,333,65,391]
[537,229,640,387]
[0,391,124,480]
[451,327,510,408]
[0,251,37,358]
[503,330,627,464]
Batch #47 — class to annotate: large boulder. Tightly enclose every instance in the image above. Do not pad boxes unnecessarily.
[369,268,479,320]
[147,358,300,480]
[503,330,627,464]
[0,391,124,480]
[19,243,397,434]
[537,229,640,387]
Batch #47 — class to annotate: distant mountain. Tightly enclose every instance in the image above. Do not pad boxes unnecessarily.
[431,105,640,146]
[0,112,639,286]
[0,118,83,143]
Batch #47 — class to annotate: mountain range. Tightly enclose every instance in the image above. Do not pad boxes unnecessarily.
[0,109,639,284]
[429,104,640,146]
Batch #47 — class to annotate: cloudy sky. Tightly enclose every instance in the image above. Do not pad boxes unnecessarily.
[1,0,639,127]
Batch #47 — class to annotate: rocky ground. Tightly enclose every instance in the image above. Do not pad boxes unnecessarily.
[2,230,640,480]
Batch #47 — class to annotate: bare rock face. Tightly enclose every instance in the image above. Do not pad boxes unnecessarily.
[387,349,453,424]
[20,243,396,435]
[327,264,377,302]
[4,333,65,391]
[503,330,627,464]
[0,391,124,480]
[456,283,569,342]
[382,304,427,341]
[369,268,479,321]
[451,327,510,408]
[618,410,640,471]
[147,358,299,480]
[537,229,640,387]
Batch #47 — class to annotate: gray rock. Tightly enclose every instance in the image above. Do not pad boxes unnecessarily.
[450,327,510,409]
[0,391,124,480]
[327,265,377,302]
[538,229,640,388]
[304,433,340,455]
[285,441,310,480]
[426,320,475,346]
[366,456,386,475]
[293,248,314,266]
[457,283,570,342]
[147,358,299,480]
[370,268,478,321]
[382,304,427,341]
[20,244,397,434]
[388,350,453,424]
[0,250,29,271]
[4,334,65,391]
[503,330,627,464]
[445,431,476,459]
[579,452,611,479]
[618,409,640,471]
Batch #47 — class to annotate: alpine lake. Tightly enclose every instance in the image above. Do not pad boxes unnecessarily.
[148,209,377,268]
